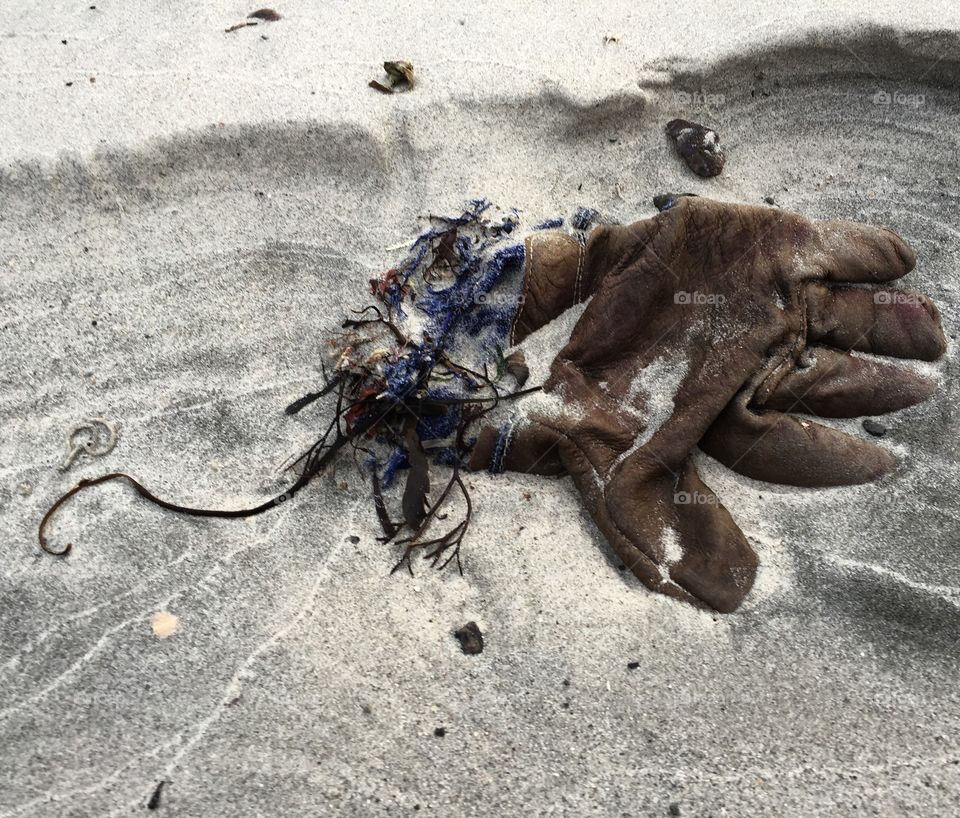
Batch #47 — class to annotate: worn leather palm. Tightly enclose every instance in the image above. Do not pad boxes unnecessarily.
[469,197,946,612]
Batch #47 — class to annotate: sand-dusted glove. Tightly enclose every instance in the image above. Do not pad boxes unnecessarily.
[471,197,946,612]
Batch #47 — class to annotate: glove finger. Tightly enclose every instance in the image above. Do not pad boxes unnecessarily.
[805,282,946,361]
[762,346,937,418]
[668,465,759,613]
[467,420,566,476]
[811,220,915,283]
[700,393,894,486]
[594,457,757,613]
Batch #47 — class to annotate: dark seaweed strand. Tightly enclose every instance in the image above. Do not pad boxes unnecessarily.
[39,367,412,557]
[387,394,486,576]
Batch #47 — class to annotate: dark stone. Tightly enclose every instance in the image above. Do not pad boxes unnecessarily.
[668,804,681,816]
[665,119,725,177]
[433,727,446,737]
[627,661,640,670]
[653,192,698,212]
[454,621,484,655]
[863,418,888,437]
[764,195,777,205]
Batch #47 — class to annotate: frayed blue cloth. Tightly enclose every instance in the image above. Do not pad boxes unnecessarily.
[381,447,410,488]
[534,217,564,230]
[572,207,599,230]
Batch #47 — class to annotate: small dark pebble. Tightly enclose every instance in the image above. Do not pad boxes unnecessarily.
[627,661,640,670]
[453,621,484,655]
[668,803,681,817]
[434,727,446,737]
[65,81,73,87]
[61,39,67,45]
[763,195,777,205]
[346,535,360,544]
[665,118,725,178]
[862,419,887,437]
[653,192,697,212]
[147,780,166,810]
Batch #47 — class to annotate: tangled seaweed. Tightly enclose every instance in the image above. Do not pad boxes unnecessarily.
[40,201,539,575]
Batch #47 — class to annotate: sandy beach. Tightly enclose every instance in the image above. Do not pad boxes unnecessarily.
[2,2,960,815]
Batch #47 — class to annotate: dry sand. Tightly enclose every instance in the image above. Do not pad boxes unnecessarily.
[1,2,960,816]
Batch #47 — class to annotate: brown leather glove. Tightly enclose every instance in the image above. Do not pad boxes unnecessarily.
[471,197,946,612]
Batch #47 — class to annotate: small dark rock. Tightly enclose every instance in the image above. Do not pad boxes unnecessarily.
[665,119,725,177]
[763,195,777,205]
[627,661,640,670]
[453,621,484,655]
[346,535,360,544]
[434,727,446,737]
[147,781,166,810]
[653,192,698,212]
[862,419,887,437]
[668,803,682,817]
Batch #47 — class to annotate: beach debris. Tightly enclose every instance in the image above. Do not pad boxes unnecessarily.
[603,33,620,45]
[369,61,415,94]
[626,661,640,670]
[151,611,179,639]
[147,781,166,810]
[665,118,725,177]
[248,8,281,21]
[763,195,777,205]
[454,621,484,655]
[493,348,528,388]
[668,804,682,817]
[59,417,118,472]
[433,727,446,737]
[862,419,888,437]
[226,10,280,33]
[38,199,945,615]
[653,192,697,212]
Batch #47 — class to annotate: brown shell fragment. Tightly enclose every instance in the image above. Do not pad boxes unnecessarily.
[665,118,725,178]
[383,60,415,86]
[369,61,415,94]
[248,8,281,21]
